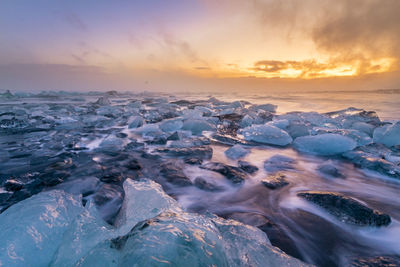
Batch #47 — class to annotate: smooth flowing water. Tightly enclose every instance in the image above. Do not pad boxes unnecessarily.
[170,144,400,266]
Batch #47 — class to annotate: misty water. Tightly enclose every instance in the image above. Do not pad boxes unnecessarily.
[0,89,399,266]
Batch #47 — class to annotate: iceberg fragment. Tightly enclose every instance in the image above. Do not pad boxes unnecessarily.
[182,119,216,135]
[293,133,357,155]
[159,118,183,132]
[224,144,249,159]
[242,124,292,146]
[0,190,84,266]
[373,121,400,147]
[128,116,144,129]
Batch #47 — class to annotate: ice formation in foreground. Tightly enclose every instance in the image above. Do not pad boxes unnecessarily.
[0,179,308,267]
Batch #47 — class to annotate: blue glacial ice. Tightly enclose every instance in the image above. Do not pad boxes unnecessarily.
[293,133,357,155]
[0,179,308,266]
[373,121,400,147]
[159,118,183,132]
[128,116,144,129]
[182,119,216,135]
[224,144,250,159]
[242,124,293,146]
[0,190,84,266]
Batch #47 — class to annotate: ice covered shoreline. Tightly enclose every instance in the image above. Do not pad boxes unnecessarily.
[0,90,400,266]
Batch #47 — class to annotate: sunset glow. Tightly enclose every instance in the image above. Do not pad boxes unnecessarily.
[0,0,399,91]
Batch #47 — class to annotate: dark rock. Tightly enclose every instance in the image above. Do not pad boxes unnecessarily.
[0,192,12,205]
[99,171,124,184]
[317,163,343,178]
[4,179,23,191]
[93,183,124,224]
[40,170,70,186]
[238,160,259,174]
[156,146,213,159]
[170,100,195,106]
[215,113,244,122]
[210,133,251,146]
[145,136,167,145]
[298,191,391,226]
[125,159,141,170]
[167,131,180,141]
[124,141,145,151]
[184,157,203,165]
[200,162,247,184]
[116,132,128,138]
[193,177,223,192]
[160,161,192,186]
[350,255,400,267]
[261,173,289,189]
[257,220,304,261]
[264,154,296,173]
[219,211,303,260]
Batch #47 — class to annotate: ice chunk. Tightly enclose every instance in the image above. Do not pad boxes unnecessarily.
[293,133,357,155]
[0,177,307,267]
[312,128,373,146]
[239,114,254,128]
[132,124,161,136]
[115,179,178,232]
[51,179,177,266]
[128,116,144,129]
[182,119,216,135]
[167,137,210,148]
[373,121,400,147]
[127,100,141,109]
[249,103,277,113]
[253,110,274,124]
[50,202,114,267]
[342,144,400,178]
[278,112,337,128]
[287,120,311,138]
[217,107,236,116]
[194,106,212,116]
[326,107,381,127]
[182,109,204,119]
[242,124,292,146]
[159,118,183,132]
[96,135,124,153]
[351,122,375,136]
[94,96,111,106]
[0,190,84,266]
[267,119,289,129]
[224,144,249,159]
[79,207,307,267]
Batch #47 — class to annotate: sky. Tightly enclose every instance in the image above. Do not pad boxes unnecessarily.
[0,0,399,92]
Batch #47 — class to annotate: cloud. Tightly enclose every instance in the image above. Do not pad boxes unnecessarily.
[160,31,198,62]
[194,66,211,70]
[251,59,334,78]
[311,0,400,59]
[64,12,88,31]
